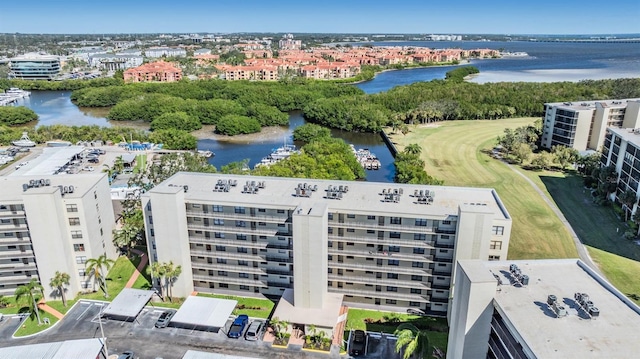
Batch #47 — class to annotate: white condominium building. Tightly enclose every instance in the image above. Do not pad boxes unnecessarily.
[540,98,640,152]
[143,173,511,315]
[0,174,117,299]
[600,127,640,214]
[448,259,640,358]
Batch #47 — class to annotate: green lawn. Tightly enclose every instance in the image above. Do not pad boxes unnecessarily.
[197,293,275,318]
[78,255,139,301]
[134,154,147,174]
[0,296,20,315]
[345,309,448,355]
[46,299,77,315]
[390,119,578,259]
[588,246,640,305]
[14,312,59,337]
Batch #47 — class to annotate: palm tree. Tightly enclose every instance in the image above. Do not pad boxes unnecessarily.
[15,278,44,325]
[112,224,140,257]
[146,261,167,299]
[618,189,638,222]
[404,144,423,156]
[394,323,430,359]
[49,271,70,307]
[163,261,182,301]
[85,254,115,298]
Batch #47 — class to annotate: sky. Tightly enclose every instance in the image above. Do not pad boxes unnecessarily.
[0,0,639,35]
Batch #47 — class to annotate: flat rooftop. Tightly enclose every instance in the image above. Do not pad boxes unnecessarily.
[10,146,84,177]
[0,173,107,202]
[272,288,343,328]
[0,338,103,359]
[606,126,640,145]
[485,259,640,358]
[148,172,510,220]
[171,296,237,329]
[545,98,640,111]
[102,288,154,318]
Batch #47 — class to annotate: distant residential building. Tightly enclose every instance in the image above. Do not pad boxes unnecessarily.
[144,47,187,58]
[117,49,143,56]
[194,48,212,56]
[123,61,182,83]
[541,99,640,151]
[9,53,61,80]
[69,47,107,62]
[278,34,302,50]
[88,54,143,71]
[599,126,640,214]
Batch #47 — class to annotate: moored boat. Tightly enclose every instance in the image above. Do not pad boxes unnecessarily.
[12,132,36,147]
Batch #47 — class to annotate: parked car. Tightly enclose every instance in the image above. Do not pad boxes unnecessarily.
[227,314,249,338]
[407,308,427,316]
[87,157,99,163]
[244,320,263,341]
[155,310,175,328]
[82,166,95,172]
[349,330,366,356]
[117,351,135,359]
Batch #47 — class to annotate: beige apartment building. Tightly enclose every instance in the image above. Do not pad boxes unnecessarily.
[540,98,640,152]
[0,174,117,299]
[143,173,511,315]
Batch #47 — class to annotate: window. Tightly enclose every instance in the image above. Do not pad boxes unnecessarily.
[213,219,224,226]
[439,249,447,253]
[388,259,399,266]
[240,285,250,290]
[234,206,246,214]
[347,228,355,233]
[75,256,87,264]
[415,219,427,227]
[388,246,400,252]
[390,232,401,239]
[213,205,223,212]
[413,248,425,254]
[236,220,246,227]
[216,258,227,264]
[492,226,505,236]
[442,220,452,225]
[367,215,376,220]
[78,269,86,277]
[328,213,334,220]
[387,273,398,279]
[411,288,421,294]
[0,219,10,224]
[71,231,83,239]
[367,230,375,234]
[409,301,421,307]
[387,286,398,292]
[390,217,402,225]
[237,247,248,253]
[68,217,80,226]
[414,233,426,241]
[411,275,422,281]
[215,245,226,251]
[328,228,333,234]
[490,241,502,250]
[192,204,201,209]
[277,209,285,214]
[214,232,225,238]
[73,244,85,252]
[347,242,354,246]
[489,255,501,261]
[258,222,266,226]
[66,204,78,212]
[258,208,266,213]
[218,271,228,276]
[412,261,424,268]
[81,282,90,289]
[385,299,397,305]
[4,233,12,237]
[219,283,228,288]
[237,234,247,241]
[238,260,248,266]
[148,216,154,224]
[347,214,355,219]
[239,273,249,278]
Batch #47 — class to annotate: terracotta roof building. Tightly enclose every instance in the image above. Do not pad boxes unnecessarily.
[123,61,182,83]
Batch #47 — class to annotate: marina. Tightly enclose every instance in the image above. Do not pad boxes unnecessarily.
[351,145,381,170]
[254,142,300,168]
[0,88,31,106]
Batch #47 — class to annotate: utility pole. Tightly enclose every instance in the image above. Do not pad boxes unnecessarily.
[98,306,109,358]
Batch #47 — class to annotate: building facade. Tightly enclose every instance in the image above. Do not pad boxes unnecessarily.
[88,54,144,71]
[447,259,640,358]
[600,127,640,214]
[123,61,182,83]
[9,53,61,80]
[143,173,511,314]
[278,34,302,50]
[0,174,117,299]
[144,47,187,58]
[540,98,640,152]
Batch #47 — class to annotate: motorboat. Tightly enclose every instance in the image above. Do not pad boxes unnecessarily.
[11,132,36,147]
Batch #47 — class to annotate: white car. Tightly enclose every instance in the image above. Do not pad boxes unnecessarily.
[83,166,95,172]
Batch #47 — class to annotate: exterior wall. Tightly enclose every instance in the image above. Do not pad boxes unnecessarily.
[447,261,497,359]
[623,101,640,128]
[292,204,328,308]
[0,203,37,296]
[9,57,61,80]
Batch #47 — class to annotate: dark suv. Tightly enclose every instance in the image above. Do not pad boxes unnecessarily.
[349,330,366,356]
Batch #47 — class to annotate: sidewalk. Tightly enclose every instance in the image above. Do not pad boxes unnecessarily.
[125,249,148,288]
[37,300,64,320]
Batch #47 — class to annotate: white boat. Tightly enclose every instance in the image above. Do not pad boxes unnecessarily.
[11,132,36,147]
[197,150,214,158]
[500,51,529,58]
[254,139,300,168]
[5,88,31,98]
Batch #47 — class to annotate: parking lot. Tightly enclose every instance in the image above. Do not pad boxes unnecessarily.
[0,301,333,359]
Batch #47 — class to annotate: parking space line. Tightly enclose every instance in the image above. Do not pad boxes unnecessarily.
[76,303,94,321]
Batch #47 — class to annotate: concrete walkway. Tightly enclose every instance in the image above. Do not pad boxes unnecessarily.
[125,249,148,288]
[506,163,604,276]
[37,300,64,320]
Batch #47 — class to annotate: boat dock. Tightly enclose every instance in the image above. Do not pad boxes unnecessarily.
[0,88,31,106]
[351,145,381,170]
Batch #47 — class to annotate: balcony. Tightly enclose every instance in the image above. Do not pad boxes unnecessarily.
[0,210,26,219]
[185,210,288,224]
[0,262,37,271]
[0,275,35,285]
[264,256,292,264]
[187,223,278,236]
[0,238,32,246]
[190,249,262,262]
[265,243,292,250]
[330,287,429,303]
[189,236,266,249]
[328,274,431,289]
[0,250,35,259]
[328,234,437,248]
[330,221,444,234]
[193,274,268,288]
[266,281,292,288]
[0,223,29,233]
[328,247,434,262]
[191,262,264,275]
[434,242,454,249]
[434,257,453,263]
[265,268,292,276]
[329,261,432,276]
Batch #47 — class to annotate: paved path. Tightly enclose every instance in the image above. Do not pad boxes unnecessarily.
[125,249,148,288]
[37,300,64,320]
[505,163,604,276]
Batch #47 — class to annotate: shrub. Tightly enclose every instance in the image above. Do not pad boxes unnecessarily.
[150,112,202,132]
[215,115,261,136]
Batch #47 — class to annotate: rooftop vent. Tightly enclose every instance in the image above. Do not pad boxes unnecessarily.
[413,189,435,205]
[546,294,568,318]
[295,182,317,197]
[574,292,600,319]
[22,178,52,192]
[381,187,403,203]
[325,185,347,200]
[57,185,75,195]
[243,180,264,194]
[509,264,529,287]
[213,179,237,193]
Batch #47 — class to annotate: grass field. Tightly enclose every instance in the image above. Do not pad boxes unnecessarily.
[77,255,139,301]
[13,312,58,337]
[345,309,448,355]
[389,119,578,259]
[197,293,275,318]
[588,246,640,304]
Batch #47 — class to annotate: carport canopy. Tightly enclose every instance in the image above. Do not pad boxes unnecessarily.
[171,295,237,329]
[102,288,155,319]
[183,350,260,359]
[0,338,103,359]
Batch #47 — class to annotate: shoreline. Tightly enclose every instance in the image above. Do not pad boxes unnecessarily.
[347,59,472,85]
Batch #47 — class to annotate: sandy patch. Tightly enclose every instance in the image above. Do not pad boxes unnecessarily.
[193,125,291,143]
